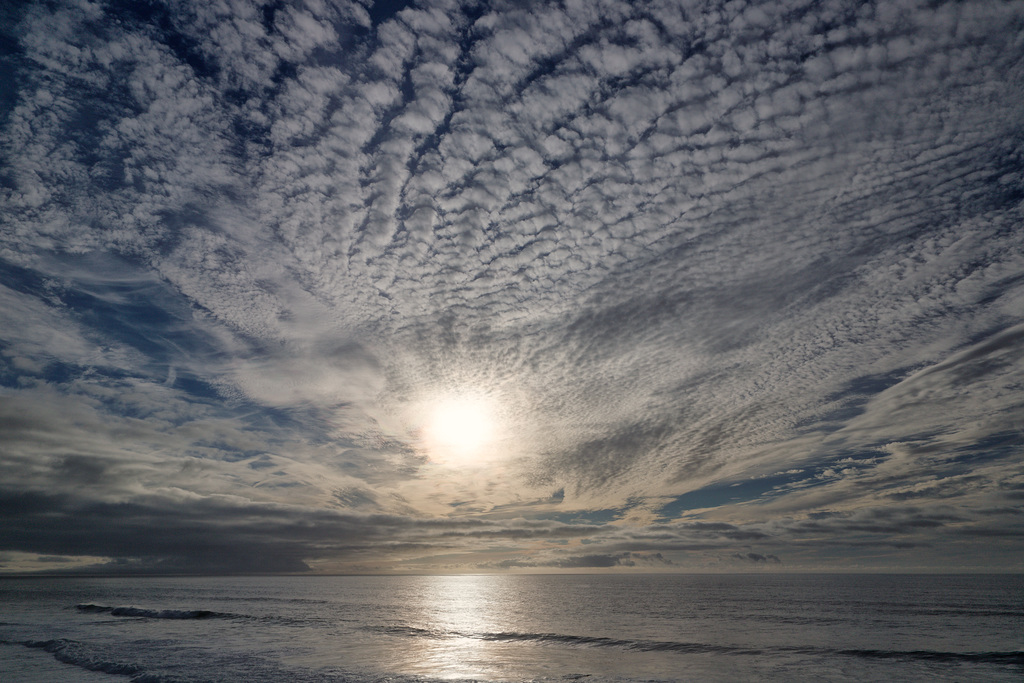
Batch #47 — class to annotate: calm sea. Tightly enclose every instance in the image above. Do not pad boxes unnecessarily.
[0,574,1021,682]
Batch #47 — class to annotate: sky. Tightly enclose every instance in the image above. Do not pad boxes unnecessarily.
[0,0,1022,575]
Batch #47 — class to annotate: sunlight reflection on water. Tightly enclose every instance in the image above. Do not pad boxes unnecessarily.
[388,575,520,680]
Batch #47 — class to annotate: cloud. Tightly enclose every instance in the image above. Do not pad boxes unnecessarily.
[0,483,614,574]
[488,551,673,570]
[733,553,781,564]
[1,0,1022,573]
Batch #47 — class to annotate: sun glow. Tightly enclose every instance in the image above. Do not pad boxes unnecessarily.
[422,394,500,465]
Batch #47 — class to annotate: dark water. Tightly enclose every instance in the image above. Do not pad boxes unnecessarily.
[1,573,1021,682]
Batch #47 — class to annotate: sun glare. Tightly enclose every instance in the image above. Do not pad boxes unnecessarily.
[422,395,499,464]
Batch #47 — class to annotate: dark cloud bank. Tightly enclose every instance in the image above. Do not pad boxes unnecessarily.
[1,0,1022,574]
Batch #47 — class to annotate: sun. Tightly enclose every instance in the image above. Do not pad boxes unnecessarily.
[422,394,499,464]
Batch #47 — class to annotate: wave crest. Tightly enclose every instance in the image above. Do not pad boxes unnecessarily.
[373,625,1024,664]
[24,638,143,676]
[76,603,237,620]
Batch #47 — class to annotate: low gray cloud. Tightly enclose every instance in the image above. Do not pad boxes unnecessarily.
[0,485,611,574]
[488,551,673,570]
[733,553,781,564]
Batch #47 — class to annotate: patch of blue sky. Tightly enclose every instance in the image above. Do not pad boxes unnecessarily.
[655,450,889,520]
[949,431,1023,465]
[3,255,217,368]
[61,290,199,362]
[367,0,416,26]
[795,367,918,432]
[185,442,266,463]
[541,507,625,526]
[169,376,223,403]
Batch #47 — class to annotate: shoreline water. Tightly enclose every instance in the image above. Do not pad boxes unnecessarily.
[1,573,1021,682]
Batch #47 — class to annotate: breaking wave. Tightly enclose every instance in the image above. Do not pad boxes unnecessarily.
[76,603,239,620]
[3,638,435,683]
[20,638,143,676]
[372,625,1024,665]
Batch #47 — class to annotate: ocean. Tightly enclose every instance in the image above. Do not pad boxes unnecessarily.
[0,573,1021,682]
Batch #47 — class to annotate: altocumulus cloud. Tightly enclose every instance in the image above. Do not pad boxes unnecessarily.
[0,0,1022,574]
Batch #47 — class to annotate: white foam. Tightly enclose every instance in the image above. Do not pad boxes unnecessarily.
[0,643,117,682]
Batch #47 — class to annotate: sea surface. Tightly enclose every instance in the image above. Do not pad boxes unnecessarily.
[0,573,1021,682]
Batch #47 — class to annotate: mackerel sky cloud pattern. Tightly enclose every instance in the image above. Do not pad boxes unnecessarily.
[1,0,1023,574]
